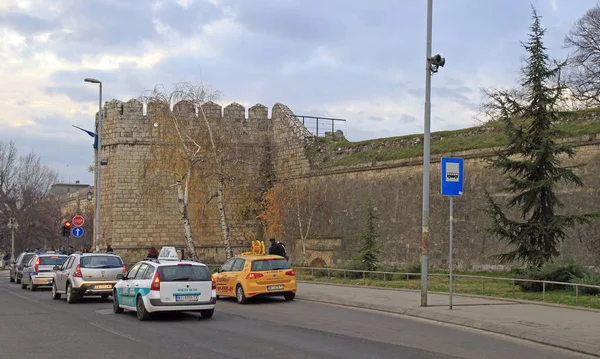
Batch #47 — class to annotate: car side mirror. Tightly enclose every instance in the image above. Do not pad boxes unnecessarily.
[214,268,221,273]
[53,265,60,271]
[117,274,125,280]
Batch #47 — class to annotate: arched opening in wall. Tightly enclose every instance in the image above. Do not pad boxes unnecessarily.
[310,258,327,268]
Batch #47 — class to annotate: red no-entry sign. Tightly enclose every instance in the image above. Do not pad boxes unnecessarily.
[72,215,84,227]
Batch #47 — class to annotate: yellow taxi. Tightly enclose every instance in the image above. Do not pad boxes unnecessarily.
[212,253,297,304]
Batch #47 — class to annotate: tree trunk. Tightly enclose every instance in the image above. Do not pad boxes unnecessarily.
[216,175,233,259]
[177,180,198,260]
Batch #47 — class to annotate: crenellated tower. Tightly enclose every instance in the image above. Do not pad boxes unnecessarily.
[95,99,312,263]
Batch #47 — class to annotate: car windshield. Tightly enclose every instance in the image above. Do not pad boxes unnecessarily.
[40,256,68,265]
[158,265,211,282]
[80,255,123,268]
[251,259,290,271]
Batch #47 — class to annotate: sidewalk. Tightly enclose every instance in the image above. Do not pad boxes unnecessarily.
[297,281,600,357]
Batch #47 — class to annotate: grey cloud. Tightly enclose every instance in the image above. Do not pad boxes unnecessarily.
[0,12,58,34]
[2,121,95,185]
[369,116,385,122]
[400,114,417,124]
[153,1,222,35]
[44,85,99,103]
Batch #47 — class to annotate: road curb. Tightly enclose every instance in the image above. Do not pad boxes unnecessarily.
[297,286,600,357]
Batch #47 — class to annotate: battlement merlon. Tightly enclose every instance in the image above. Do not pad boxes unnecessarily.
[94,100,317,152]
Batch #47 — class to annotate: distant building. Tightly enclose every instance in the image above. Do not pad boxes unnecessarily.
[48,181,91,196]
[48,181,94,217]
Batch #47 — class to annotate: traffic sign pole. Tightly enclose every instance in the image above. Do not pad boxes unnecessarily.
[449,196,453,310]
[441,157,464,310]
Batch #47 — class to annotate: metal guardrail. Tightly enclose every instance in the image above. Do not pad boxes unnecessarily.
[292,267,600,305]
[293,115,346,137]
[168,263,600,305]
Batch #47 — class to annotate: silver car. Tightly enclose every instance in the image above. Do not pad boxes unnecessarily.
[21,254,68,291]
[52,253,126,304]
[9,252,36,284]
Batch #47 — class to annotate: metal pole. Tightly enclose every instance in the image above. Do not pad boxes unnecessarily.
[95,83,103,253]
[421,0,433,307]
[449,197,453,310]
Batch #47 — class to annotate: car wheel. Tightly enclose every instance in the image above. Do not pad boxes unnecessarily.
[236,284,247,304]
[284,292,295,301]
[66,283,78,304]
[9,273,14,283]
[136,295,150,321]
[112,292,124,314]
[16,276,21,284]
[21,280,27,289]
[29,279,37,291]
[52,283,61,300]
[200,309,214,319]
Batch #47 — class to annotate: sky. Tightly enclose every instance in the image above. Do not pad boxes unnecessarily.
[0,0,597,185]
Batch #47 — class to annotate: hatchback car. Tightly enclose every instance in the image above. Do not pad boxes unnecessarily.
[52,253,126,303]
[213,254,296,304]
[113,247,216,321]
[21,254,68,291]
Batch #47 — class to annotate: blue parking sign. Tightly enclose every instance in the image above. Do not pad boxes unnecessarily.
[441,158,464,197]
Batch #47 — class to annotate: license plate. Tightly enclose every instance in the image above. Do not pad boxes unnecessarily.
[175,295,198,302]
[267,285,284,291]
[95,285,112,289]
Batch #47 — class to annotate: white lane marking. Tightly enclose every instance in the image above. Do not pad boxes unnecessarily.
[88,321,141,343]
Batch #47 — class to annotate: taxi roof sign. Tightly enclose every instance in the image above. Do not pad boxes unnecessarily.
[158,246,180,260]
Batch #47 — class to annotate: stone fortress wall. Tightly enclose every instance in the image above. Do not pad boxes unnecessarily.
[96,100,600,269]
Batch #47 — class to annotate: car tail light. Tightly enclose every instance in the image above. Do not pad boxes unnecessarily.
[73,264,82,278]
[35,257,40,273]
[211,275,216,290]
[245,272,264,280]
[151,270,161,291]
[122,264,127,277]
[285,270,295,276]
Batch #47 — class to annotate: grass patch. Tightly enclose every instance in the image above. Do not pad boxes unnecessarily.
[311,108,600,169]
[294,268,600,310]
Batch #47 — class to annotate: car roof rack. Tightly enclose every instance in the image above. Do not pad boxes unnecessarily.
[143,257,161,264]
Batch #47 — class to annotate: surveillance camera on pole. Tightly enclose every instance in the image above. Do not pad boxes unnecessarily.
[428,54,446,74]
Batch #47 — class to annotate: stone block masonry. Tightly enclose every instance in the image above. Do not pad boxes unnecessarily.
[95,98,600,269]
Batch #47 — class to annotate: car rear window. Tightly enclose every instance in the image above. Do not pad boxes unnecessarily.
[40,256,68,265]
[80,255,123,268]
[158,265,211,282]
[251,259,290,271]
[21,254,35,264]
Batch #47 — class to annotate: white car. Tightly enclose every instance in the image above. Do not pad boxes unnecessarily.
[112,247,216,321]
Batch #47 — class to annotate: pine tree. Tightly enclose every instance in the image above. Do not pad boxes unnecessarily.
[484,7,596,267]
[358,204,380,271]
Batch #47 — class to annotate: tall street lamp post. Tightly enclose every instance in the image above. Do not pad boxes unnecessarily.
[84,78,102,253]
[7,217,18,262]
[421,0,445,307]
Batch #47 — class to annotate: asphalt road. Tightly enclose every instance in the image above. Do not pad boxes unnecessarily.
[0,275,592,359]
